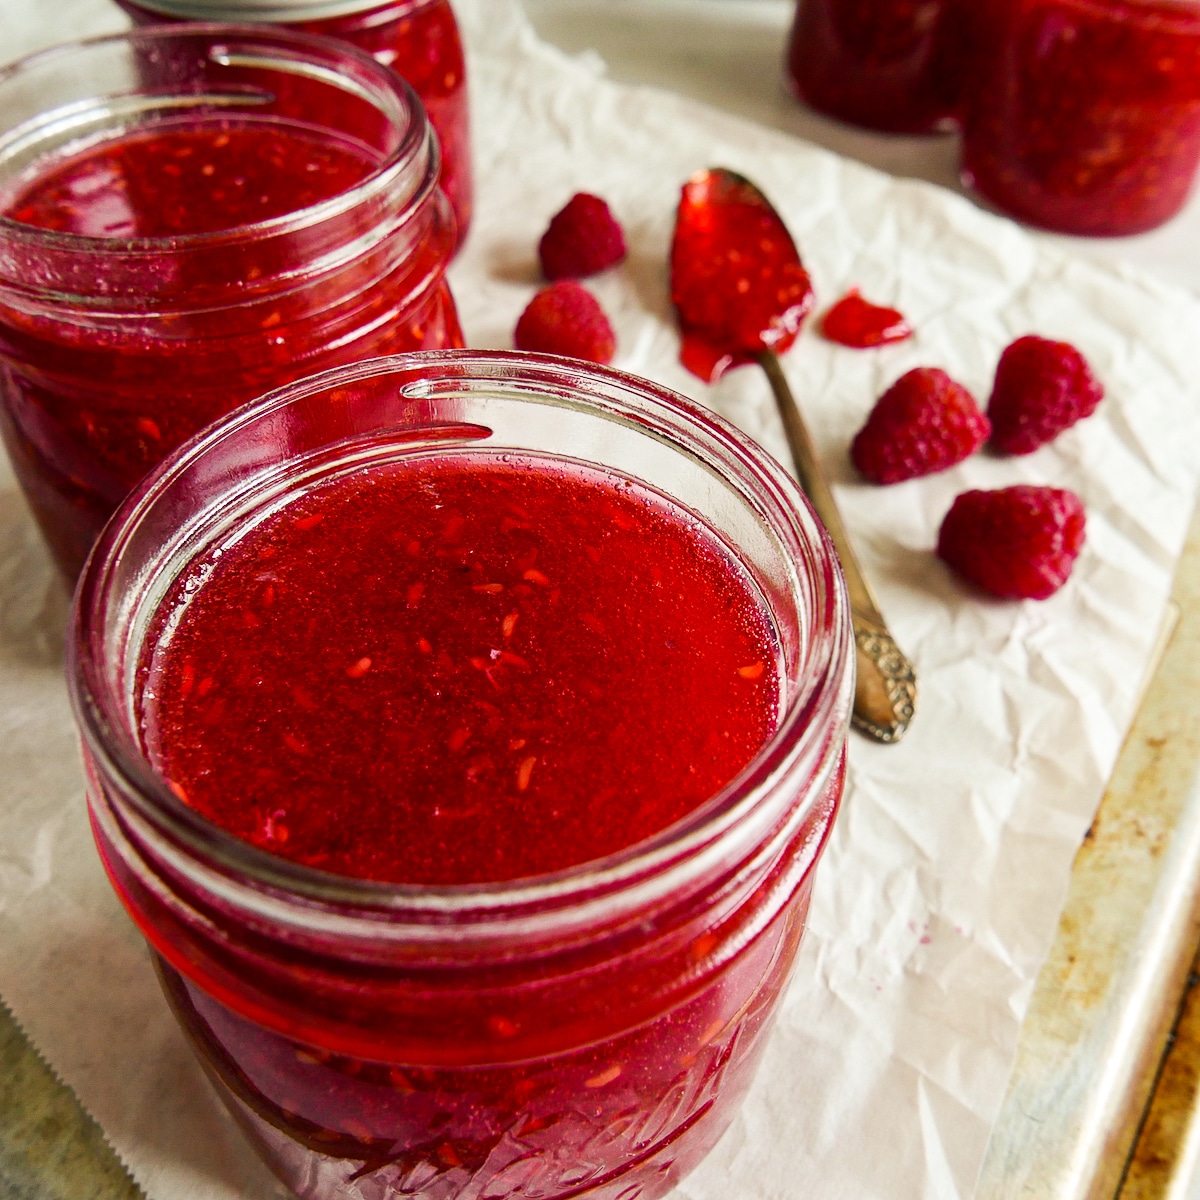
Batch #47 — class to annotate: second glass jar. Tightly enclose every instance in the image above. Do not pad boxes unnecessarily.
[0,25,462,579]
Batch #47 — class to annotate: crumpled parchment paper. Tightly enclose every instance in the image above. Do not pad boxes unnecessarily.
[2,2,1199,1198]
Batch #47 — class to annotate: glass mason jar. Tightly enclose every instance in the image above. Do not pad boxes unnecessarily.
[785,0,973,133]
[960,0,1200,235]
[69,351,854,1200]
[115,0,473,247]
[0,25,462,581]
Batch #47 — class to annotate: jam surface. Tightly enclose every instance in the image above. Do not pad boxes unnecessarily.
[670,169,814,383]
[139,454,781,885]
[5,121,374,238]
[960,0,1200,235]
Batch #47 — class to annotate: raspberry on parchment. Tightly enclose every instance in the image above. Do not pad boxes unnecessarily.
[514,281,617,365]
[988,335,1104,455]
[851,367,990,484]
[538,193,627,280]
[937,484,1086,600]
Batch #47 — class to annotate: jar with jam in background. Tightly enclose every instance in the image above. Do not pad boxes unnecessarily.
[116,0,473,245]
[786,0,974,133]
[0,25,462,579]
[960,0,1200,235]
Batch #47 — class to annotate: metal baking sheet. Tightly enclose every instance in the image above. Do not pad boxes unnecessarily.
[978,497,1200,1200]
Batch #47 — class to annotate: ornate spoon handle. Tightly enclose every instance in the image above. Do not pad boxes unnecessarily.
[758,351,916,743]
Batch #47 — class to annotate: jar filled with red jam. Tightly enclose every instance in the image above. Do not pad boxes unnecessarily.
[0,26,462,580]
[114,0,473,246]
[960,0,1200,235]
[70,352,853,1200]
[785,0,973,133]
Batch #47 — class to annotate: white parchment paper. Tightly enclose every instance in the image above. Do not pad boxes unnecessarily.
[2,2,1200,1198]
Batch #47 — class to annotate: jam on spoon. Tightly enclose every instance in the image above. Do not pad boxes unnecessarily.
[669,168,815,384]
[670,167,916,743]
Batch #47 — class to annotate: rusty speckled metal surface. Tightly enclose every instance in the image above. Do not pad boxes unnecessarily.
[977,496,1200,1200]
[1122,949,1200,1199]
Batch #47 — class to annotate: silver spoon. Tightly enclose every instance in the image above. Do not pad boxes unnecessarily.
[671,167,916,743]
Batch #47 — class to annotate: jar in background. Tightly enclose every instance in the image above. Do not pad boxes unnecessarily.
[116,0,473,247]
[960,0,1200,235]
[0,26,462,579]
[70,351,853,1200]
[786,0,973,134]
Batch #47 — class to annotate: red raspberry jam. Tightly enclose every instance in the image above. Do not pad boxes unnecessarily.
[786,0,972,133]
[140,456,782,884]
[670,169,814,384]
[72,353,852,1200]
[7,123,374,238]
[961,0,1200,235]
[117,0,473,246]
[0,27,461,579]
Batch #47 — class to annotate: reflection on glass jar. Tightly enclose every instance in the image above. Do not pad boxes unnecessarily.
[786,0,972,133]
[70,352,853,1200]
[115,0,473,247]
[960,0,1200,235]
[0,26,462,579]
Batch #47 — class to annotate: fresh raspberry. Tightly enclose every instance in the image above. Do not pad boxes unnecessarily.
[514,281,616,364]
[538,193,627,280]
[937,485,1086,600]
[987,335,1104,455]
[850,367,990,484]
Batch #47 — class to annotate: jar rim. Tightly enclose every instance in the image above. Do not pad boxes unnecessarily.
[0,23,433,255]
[122,0,439,20]
[70,351,853,932]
